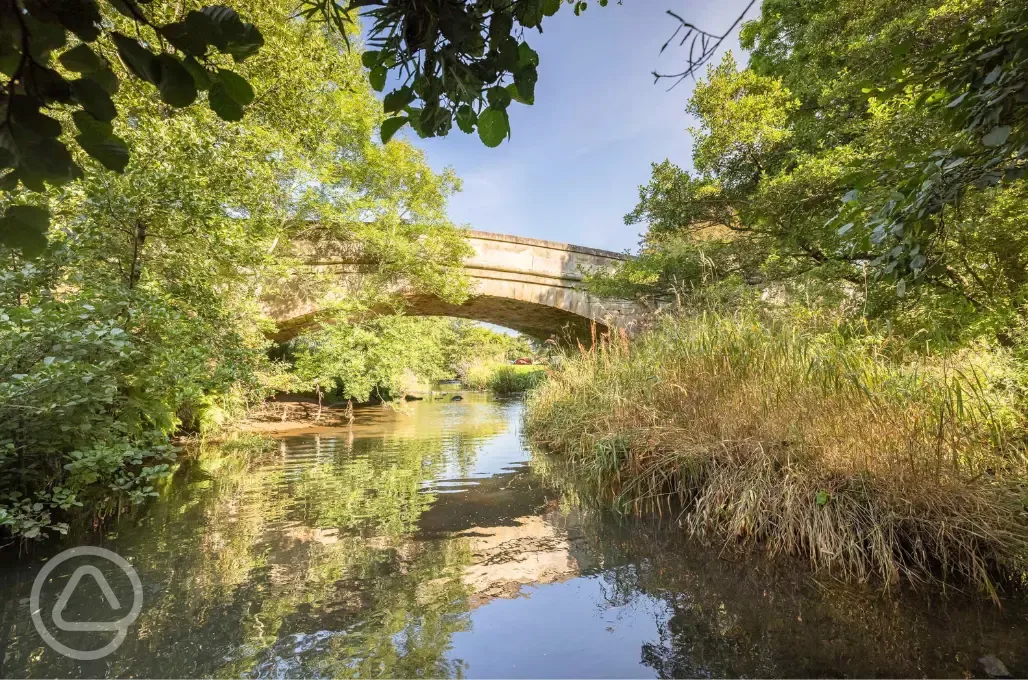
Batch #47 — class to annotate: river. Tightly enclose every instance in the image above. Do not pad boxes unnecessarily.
[1,394,1027,677]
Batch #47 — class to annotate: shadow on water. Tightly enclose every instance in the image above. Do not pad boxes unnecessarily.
[1,392,1027,678]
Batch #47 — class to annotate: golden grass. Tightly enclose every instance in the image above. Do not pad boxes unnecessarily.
[525,312,1028,596]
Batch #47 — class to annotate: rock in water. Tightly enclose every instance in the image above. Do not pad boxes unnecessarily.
[450,395,463,401]
[979,655,1011,678]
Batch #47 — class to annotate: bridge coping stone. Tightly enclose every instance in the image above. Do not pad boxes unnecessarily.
[466,230,628,262]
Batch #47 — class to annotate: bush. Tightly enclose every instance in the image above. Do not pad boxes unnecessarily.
[462,359,546,393]
[0,261,270,544]
[525,311,1028,595]
[488,365,547,393]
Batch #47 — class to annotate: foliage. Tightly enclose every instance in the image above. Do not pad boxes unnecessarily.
[596,1,1028,356]
[462,361,544,392]
[0,0,470,545]
[289,318,535,402]
[291,316,457,403]
[526,311,1028,593]
[0,0,266,251]
[305,0,606,146]
[807,1,1028,286]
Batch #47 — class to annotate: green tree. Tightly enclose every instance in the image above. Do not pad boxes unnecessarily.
[0,0,469,544]
[602,0,1028,351]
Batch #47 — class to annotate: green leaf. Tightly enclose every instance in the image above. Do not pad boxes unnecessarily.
[490,11,514,42]
[159,21,208,56]
[25,64,72,103]
[982,125,1012,148]
[112,33,157,83]
[9,97,63,138]
[487,85,512,110]
[497,36,519,71]
[24,16,67,58]
[54,0,103,42]
[216,69,255,105]
[514,66,537,104]
[456,105,477,133]
[70,77,117,121]
[89,67,119,95]
[541,0,561,16]
[193,6,262,61]
[154,54,198,107]
[59,44,104,73]
[72,109,112,138]
[186,10,225,52]
[76,131,129,172]
[0,205,50,257]
[208,82,244,120]
[477,107,509,147]
[518,42,539,68]
[516,0,544,28]
[814,490,829,506]
[361,50,381,68]
[369,66,387,92]
[224,23,263,62]
[380,116,408,143]
[946,92,968,108]
[182,56,212,91]
[383,87,414,114]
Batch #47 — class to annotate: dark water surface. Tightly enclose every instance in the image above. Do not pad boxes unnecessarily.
[2,394,1028,678]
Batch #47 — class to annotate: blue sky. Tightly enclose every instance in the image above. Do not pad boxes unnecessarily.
[411,0,754,254]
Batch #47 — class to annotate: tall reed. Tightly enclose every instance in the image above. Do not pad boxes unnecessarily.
[525,312,1028,595]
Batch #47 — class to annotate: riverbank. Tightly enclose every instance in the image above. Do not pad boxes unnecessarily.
[524,312,1028,595]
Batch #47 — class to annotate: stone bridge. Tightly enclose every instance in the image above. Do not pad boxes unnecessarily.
[266,230,644,340]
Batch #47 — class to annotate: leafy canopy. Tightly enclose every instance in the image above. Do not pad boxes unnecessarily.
[599,0,1028,352]
[0,0,265,251]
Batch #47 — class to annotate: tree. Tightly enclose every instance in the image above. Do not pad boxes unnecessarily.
[603,0,1028,350]
[2,0,770,252]
[0,0,267,252]
[0,0,469,544]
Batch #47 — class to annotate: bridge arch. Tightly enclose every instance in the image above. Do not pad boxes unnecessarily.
[266,230,643,341]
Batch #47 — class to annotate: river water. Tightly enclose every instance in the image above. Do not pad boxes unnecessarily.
[2,394,1027,678]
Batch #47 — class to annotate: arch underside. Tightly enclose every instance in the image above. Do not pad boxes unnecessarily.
[272,293,609,342]
[400,293,607,340]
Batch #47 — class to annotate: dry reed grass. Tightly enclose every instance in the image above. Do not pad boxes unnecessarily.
[525,312,1028,596]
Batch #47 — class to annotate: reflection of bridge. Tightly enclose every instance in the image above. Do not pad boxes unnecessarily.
[266,230,644,340]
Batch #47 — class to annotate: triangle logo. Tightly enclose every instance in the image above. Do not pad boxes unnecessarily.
[51,565,123,632]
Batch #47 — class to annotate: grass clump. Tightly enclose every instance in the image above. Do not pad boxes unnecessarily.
[462,360,546,393]
[525,312,1028,595]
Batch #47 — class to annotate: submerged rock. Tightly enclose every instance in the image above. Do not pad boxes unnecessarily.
[451,395,463,401]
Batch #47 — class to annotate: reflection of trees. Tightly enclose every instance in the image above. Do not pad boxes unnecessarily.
[533,451,1028,679]
[3,408,511,678]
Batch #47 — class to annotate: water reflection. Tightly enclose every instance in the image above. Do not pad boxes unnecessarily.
[1,393,1027,678]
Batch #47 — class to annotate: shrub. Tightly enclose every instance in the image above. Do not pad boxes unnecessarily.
[461,359,546,393]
